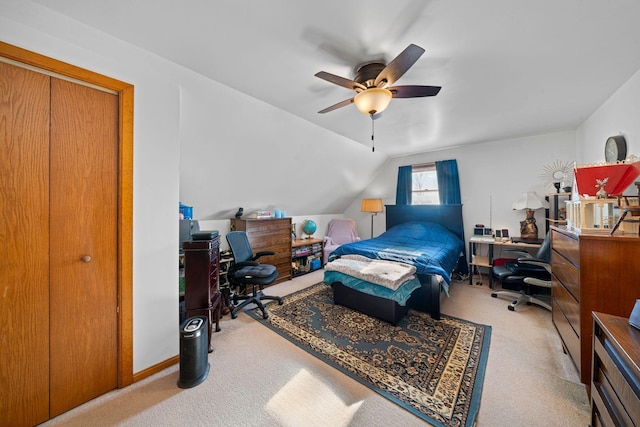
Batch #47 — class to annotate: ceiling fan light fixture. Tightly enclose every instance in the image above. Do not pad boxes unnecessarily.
[354,88,392,115]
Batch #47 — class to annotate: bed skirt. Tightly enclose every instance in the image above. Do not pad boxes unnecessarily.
[329,274,442,325]
[331,282,409,325]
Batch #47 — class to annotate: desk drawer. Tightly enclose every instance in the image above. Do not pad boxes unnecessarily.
[551,229,579,267]
[551,251,580,302]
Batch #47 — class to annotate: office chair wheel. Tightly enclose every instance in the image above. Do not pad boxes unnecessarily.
[508,305,515,311]
[262,312,269,320]
[490,293,497,298]
[277,297,284,305]
[231,311,238,319]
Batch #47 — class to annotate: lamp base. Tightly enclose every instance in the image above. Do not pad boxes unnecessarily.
[519,210,539,239]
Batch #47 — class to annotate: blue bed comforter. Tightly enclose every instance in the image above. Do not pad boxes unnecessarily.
[328,221,464,284]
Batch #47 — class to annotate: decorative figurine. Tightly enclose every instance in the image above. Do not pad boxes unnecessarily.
[595,178,609,199]
[519,210,539,240]
[234,207,243,218]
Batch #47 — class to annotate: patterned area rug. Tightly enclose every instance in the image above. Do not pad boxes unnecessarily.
[248,283,491,427]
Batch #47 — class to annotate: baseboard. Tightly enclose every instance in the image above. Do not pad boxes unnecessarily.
[132,355,179,383]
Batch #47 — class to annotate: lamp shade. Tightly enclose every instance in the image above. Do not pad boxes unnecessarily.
[361,198,384,213]
[354,88,392,115]
[512,191,550,210]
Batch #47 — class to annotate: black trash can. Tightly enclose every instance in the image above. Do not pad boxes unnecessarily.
[177,316,210,388]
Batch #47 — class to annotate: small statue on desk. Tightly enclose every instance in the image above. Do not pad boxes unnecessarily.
[519,209,539,239]
[234,207,243,218]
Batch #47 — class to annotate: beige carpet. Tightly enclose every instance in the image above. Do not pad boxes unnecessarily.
[42,271,590,426]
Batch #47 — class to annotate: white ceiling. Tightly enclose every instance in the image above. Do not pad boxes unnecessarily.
[38,0,640,156]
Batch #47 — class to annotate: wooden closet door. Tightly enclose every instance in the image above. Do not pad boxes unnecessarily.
[0,62,51,426]
[49,78,119,416]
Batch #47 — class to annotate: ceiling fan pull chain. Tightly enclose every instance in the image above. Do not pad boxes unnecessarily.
[370,113,375,152]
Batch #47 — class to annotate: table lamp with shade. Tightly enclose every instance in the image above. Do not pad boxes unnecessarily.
[361,198,383,238]
[512,191,549,239]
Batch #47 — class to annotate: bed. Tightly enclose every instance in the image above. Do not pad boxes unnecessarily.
[324,204,465,324]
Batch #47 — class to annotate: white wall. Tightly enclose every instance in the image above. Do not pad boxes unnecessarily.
[178,71,386,221]
[345,131,577,242]
[577,67,640,167]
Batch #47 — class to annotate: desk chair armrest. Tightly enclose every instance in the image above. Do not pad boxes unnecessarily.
[518,258,551,273]
[516,256,546,264]
[503,249,532,258]
[523,276,552,288]
[252,251,275,261]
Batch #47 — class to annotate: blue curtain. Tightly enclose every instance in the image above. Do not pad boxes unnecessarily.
[436,160,466,274]
[395,165,412,205]
[436,160,461,205]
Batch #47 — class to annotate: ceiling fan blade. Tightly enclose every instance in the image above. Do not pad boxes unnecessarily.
[374,44,425,87]
[318,98,354,113]
[389,85,441,98]
[315,71,366,91]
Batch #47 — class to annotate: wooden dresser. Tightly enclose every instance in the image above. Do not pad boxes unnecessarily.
[230,218,292,284]
[591,312,640,426]
[550,226,640,385]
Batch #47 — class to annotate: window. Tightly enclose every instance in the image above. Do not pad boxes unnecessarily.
[412,163,439,205]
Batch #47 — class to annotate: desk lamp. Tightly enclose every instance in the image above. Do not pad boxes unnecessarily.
[361,198,383,238]
[512,192,549,239]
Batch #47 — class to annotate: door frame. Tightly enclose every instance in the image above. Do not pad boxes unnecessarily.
[0,41,134,387]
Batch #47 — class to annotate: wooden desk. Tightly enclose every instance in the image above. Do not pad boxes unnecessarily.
[468,237,542,287]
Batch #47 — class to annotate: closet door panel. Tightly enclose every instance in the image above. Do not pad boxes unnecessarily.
[0,62,51,425]
[0,63,49,425]
[49,78,119,416]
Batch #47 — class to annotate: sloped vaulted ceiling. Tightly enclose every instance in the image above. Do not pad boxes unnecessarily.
[34,0,640,156]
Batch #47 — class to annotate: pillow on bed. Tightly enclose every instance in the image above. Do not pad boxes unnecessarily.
[381,221,463,246]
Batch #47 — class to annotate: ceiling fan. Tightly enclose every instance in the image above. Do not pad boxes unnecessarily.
[314,44,441,116]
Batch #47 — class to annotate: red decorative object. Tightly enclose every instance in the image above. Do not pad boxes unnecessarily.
[574,162,640,196]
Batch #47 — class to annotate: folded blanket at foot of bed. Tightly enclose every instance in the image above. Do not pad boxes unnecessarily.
[323,270,421,306]
[324,254,416,290]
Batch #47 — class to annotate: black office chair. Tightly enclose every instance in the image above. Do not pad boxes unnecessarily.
[491,232,552,312]
[226,231,283,319]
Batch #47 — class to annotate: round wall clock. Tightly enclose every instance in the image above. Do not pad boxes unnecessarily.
[605,135,627,162]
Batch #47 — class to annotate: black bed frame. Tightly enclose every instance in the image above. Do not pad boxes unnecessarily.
[330,204,465,324]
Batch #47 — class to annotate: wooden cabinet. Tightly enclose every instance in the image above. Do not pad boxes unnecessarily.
[590,312,640,426]
[183,237,221,353]
[230,218,292,284]
[292,238,324,277]
[551,226,640,385]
